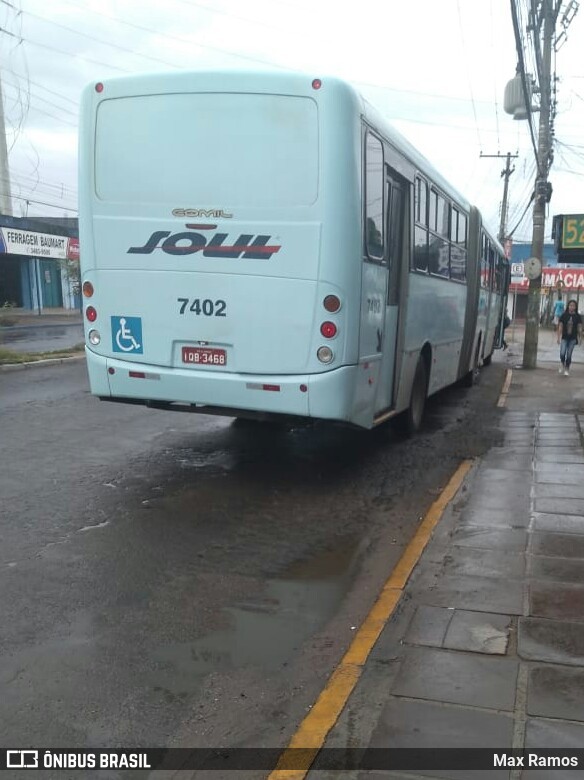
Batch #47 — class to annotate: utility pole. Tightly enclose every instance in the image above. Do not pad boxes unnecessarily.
[523,0,560,369]
[480,152,518,242]
[0,69,13,215]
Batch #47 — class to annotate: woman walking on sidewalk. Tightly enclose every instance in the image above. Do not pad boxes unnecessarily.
[557,299,582,376]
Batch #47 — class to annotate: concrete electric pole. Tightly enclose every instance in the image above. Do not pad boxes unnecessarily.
[522,1,559,368]
[481,152,518,243]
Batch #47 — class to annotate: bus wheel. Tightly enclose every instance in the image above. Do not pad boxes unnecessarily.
[462,344,481,387]
[396,357,427,435]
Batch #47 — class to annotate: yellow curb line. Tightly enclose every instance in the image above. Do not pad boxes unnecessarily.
[497,369,513,408]
[268,459,474,780]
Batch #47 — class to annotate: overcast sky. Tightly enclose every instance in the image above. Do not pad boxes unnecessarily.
[1,0,583,243]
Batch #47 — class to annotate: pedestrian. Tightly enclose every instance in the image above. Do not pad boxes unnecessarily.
[502,313,510,350]
[553,296,565,326]
[557,299,582,377]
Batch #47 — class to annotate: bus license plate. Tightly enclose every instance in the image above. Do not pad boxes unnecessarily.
[182,347,226,366]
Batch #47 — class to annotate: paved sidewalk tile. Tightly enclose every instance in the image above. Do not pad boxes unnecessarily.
[464,491,531,513]
[530,581,584,622]
[442,610,511,655]
[535,451,584,464]
[421,574,524,615]
[406,607,512,655]
[529,556,584,585]
[533,483,584,500]
[451,526,528,551]
[523,718,584,779]
[532,514,584,534]
[530,532,584,558]
[519,617,584,665]
[527,665,584,720]
[367,699,512,780]
[534,498,584,516]
[391,647,518,710]
[444,548,525,580]
[458,508,530,528]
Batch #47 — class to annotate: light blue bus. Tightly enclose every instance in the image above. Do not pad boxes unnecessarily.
[79,70,508,431]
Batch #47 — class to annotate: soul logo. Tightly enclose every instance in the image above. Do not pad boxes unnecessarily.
[128,225,281,260]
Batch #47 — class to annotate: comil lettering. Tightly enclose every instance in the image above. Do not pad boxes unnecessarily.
[128,225,281,260]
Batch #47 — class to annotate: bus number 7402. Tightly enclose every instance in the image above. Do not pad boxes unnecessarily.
[177,298,227,316]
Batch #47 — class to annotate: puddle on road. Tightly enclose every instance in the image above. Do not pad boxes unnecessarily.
[174,449,238,474]
[151,539,360,696]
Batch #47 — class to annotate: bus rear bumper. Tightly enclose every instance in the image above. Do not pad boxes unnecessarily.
[86,350,358,423]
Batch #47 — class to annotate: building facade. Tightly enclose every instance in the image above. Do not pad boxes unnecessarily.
[0,216,79,311]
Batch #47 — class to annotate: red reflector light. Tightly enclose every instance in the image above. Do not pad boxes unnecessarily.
[82,281,94,298]
[86,306,97,322]
[95,82,104,93]
[323,295,341,313]
[108,367,115,375]
[300,384,308,393]
[320,321,337,338]
[312,78,322,90]
[129,371,146,379]
[263,384,280,392]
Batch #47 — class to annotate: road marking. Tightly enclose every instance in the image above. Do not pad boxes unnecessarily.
[497,369,513,407]
[269,459,474,780]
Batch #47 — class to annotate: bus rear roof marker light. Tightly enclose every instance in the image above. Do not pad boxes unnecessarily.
[95,82,104,93]
[312,79,322,90]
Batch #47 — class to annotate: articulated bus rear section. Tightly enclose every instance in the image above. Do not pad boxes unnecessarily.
[79,72,369,426]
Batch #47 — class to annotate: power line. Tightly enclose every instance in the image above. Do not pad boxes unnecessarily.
[4,70,78,107]
[10,193,77,212]
[2,79,77,118]
[54,0,289,71]
[0,27,130,73]
[509,0,540,171]
[0,1,181,71]
[456,0,482,151]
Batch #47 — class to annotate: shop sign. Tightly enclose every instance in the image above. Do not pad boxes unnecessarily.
[0,227,78,260]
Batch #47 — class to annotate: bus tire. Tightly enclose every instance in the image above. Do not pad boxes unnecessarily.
[462,343,481,387]
[397,357,427,435]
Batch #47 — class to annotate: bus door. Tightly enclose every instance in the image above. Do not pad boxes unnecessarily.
[374,169,406,414]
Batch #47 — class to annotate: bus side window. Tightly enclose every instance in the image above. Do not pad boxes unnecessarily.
[365,133,384,261]
[414,176,429,272]
[451,208,467,282]
[481,237,490,289]
[428,194,450,279]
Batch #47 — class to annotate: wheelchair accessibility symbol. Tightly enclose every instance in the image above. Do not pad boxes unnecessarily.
[111,316,143,354]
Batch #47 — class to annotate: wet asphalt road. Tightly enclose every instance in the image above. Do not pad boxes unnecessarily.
[0,360,505,778]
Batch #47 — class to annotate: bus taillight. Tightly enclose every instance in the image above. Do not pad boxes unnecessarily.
[323,295,341,312]
[320,321,337,338]
[86,306,97,322]
[82,281,94,298]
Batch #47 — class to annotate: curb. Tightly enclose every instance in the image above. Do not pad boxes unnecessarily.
[0,354,86,373]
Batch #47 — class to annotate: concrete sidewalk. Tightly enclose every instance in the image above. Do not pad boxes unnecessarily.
[313,339,584,779]
[0,307,83,354]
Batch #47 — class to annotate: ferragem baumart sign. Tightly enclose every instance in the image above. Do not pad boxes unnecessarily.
[0,227,79,261]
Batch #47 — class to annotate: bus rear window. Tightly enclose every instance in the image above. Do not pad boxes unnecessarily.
[95,93,318,207]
